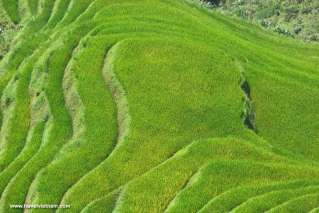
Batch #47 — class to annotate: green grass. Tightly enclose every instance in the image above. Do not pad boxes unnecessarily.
[165,161,319,213]
[267,193,319,213]
[0,121,45,195]
[0,0,318,212]
[0,57,33,172]
[112,137,280,212]
[197,180,319,212]
[28,0,39,15]
[82,190,121,213]
[232,185,319,212]
[1,0,20,24]
[27,35,118,209]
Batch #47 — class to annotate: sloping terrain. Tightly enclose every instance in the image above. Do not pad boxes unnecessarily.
[0,0,318,212]
[0,5,18,60]
[204,0,319,41]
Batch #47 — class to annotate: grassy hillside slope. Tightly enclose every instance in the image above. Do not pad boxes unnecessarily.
[0,0,318,212]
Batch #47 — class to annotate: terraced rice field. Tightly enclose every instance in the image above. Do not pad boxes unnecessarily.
[0,0,319,212]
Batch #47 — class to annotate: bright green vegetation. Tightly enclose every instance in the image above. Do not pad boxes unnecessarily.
[0,0,318,212]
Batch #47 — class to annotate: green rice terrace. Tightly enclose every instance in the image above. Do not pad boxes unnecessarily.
[0,0,318,212]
